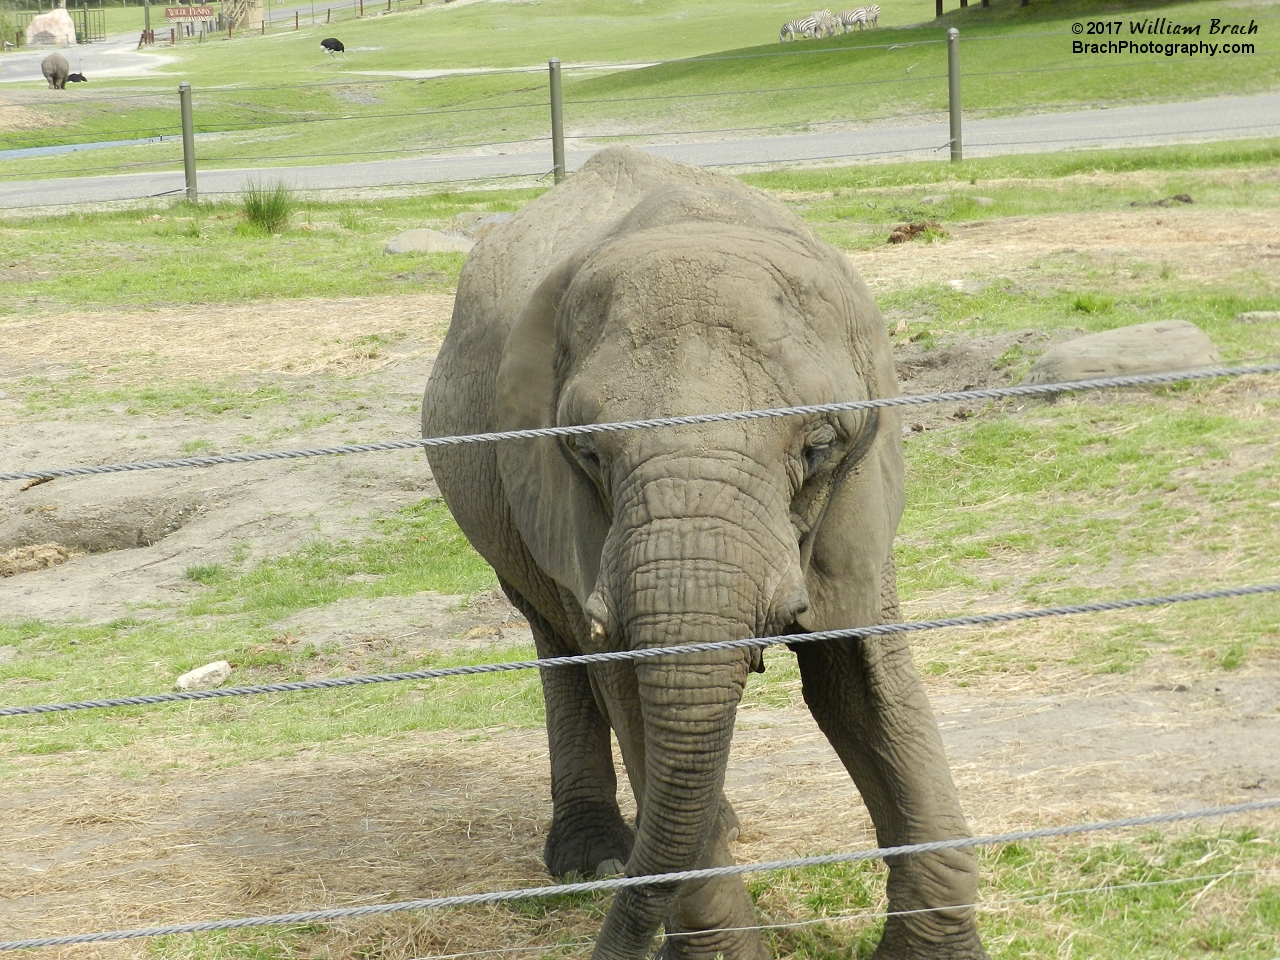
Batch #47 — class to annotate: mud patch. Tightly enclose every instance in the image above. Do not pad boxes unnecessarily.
[0,496,202,555]
[888,221,946,244]
[892,329,1078,431]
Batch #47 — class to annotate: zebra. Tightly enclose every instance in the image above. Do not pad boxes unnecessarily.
[862,3,881,27]
[811,8,839,37]
[835,8,867,31]
[779,16,818,41]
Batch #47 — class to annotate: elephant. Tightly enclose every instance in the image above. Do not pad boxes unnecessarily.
[421,146,986,960]
[41,53,70,90]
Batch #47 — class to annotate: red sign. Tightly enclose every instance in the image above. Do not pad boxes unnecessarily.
[165,6,215,20]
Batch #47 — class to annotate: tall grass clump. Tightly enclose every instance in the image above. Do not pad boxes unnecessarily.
[241,179,294,234]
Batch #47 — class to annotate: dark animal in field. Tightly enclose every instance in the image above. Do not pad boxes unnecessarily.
[66,72,88,83]
[320,37,346,58]
[41,53,70,90]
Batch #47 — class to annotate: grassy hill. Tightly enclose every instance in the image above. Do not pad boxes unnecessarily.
[0,0,1276,178]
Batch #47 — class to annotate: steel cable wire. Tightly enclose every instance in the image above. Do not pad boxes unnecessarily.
[713,124,1280,168]
[0,127,182,145]
[158,868,1274,960]
[3,582,1277,718]
[3,365,1276,483]
[0,171,551,210]
[0,159,184,180]
[1,798,1276,950]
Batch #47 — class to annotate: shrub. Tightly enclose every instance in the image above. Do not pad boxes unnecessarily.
[241,179,294,234]
[1072,292,1114,314]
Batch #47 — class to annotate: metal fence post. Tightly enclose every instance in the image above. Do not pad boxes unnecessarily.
[548,57,565,184]
[947,27,962,162]
[179,81,198,203]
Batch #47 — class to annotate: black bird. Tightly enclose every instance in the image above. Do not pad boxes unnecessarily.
[320,37,346,59]
[66,72,88,83]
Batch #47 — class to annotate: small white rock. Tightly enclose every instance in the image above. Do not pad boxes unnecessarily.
[1235,311,1280,324]
[971,196,995,206]
[920,194,950,205]
[175,660,232,691]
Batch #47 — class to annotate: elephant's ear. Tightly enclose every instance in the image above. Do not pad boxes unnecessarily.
[796,422,905,633]
[495,259,610,608]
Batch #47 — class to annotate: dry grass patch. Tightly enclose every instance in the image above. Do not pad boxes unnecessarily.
[850,207,1280,291]
[0,543,79,578]
[0,294,455,384]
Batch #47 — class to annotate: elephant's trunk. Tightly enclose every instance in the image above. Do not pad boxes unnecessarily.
[589,464,803,959]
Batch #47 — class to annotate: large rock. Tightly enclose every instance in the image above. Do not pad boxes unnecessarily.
[26,9,76,45]
[1023,320,1219,385]
[384,229,474,254]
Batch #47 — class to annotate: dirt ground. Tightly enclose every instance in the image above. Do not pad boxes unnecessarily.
[1,205,1278,956]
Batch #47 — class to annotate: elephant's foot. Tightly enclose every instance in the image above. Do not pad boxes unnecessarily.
[544,800,635,880]
[871,918,987,960]
[655,924,770,960]
[873,850,987,959]
[656,872,770,960]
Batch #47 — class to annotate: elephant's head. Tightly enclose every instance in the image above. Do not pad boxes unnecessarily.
[493,182,904,954]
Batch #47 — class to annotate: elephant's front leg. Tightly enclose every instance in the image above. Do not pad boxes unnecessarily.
[794,632,987,960]
[503,580,634,879]
[591,656,768,960]
[656,793,768,960]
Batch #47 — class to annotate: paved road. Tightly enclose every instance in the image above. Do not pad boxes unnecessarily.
[0,33,177,84]
[3,90,1278,209]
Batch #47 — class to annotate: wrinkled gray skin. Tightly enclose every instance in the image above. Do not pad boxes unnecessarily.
[422,147,986,960]
[42,53,70,90]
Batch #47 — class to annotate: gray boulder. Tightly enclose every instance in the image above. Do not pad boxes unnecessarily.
[1023,320,1219,385]
[1235,311,1280,324]
[450,211,513,240]
[384,228,474,255]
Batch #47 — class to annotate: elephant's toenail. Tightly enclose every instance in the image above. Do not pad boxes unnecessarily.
[595,858,625,878]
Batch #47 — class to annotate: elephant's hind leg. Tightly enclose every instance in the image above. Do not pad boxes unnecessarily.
[501,577,635,879]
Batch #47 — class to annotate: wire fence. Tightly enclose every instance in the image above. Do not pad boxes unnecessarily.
[4,365,1277,483]
[6,582,1277,718]
[1,365,1277,946]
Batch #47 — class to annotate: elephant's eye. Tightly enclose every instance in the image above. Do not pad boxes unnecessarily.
[801,422,838,477]
[803,443,829,472]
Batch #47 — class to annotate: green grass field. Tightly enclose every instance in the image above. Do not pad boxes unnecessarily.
[1,0,1277,179]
